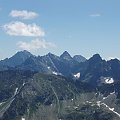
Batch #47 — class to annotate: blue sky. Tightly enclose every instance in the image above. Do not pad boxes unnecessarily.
[0,0,120,60]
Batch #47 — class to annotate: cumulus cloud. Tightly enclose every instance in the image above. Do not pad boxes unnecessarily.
[89,14,101,17]
[17,39,56,51]
[3,21,45,37]
[10,10,39,19]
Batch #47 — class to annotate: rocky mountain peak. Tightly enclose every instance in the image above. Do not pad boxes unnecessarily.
[60,51,72,60]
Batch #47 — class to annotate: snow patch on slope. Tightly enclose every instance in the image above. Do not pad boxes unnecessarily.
[101,103,120,117]
[52,71,58,75]
[0,102,4,106]
[105,77,114,84]
[74,72,80,79]
[47,66,50,69]
[52,71,62,76]
[14,88,18,96]
[96,100,120,117]
[21,117,25,120]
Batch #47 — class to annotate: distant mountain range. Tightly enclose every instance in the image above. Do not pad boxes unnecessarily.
[0,50,87,75]
[0,50,120,85]
[0,51,120,120]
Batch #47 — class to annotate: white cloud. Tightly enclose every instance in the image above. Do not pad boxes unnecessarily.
[89,14,101,17]
[17,39,56,51]
[10,10,39,19]
[3,21,45,37]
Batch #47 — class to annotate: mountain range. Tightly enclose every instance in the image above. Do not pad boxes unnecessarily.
[0,51,120,120]
[0,50,87,76]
